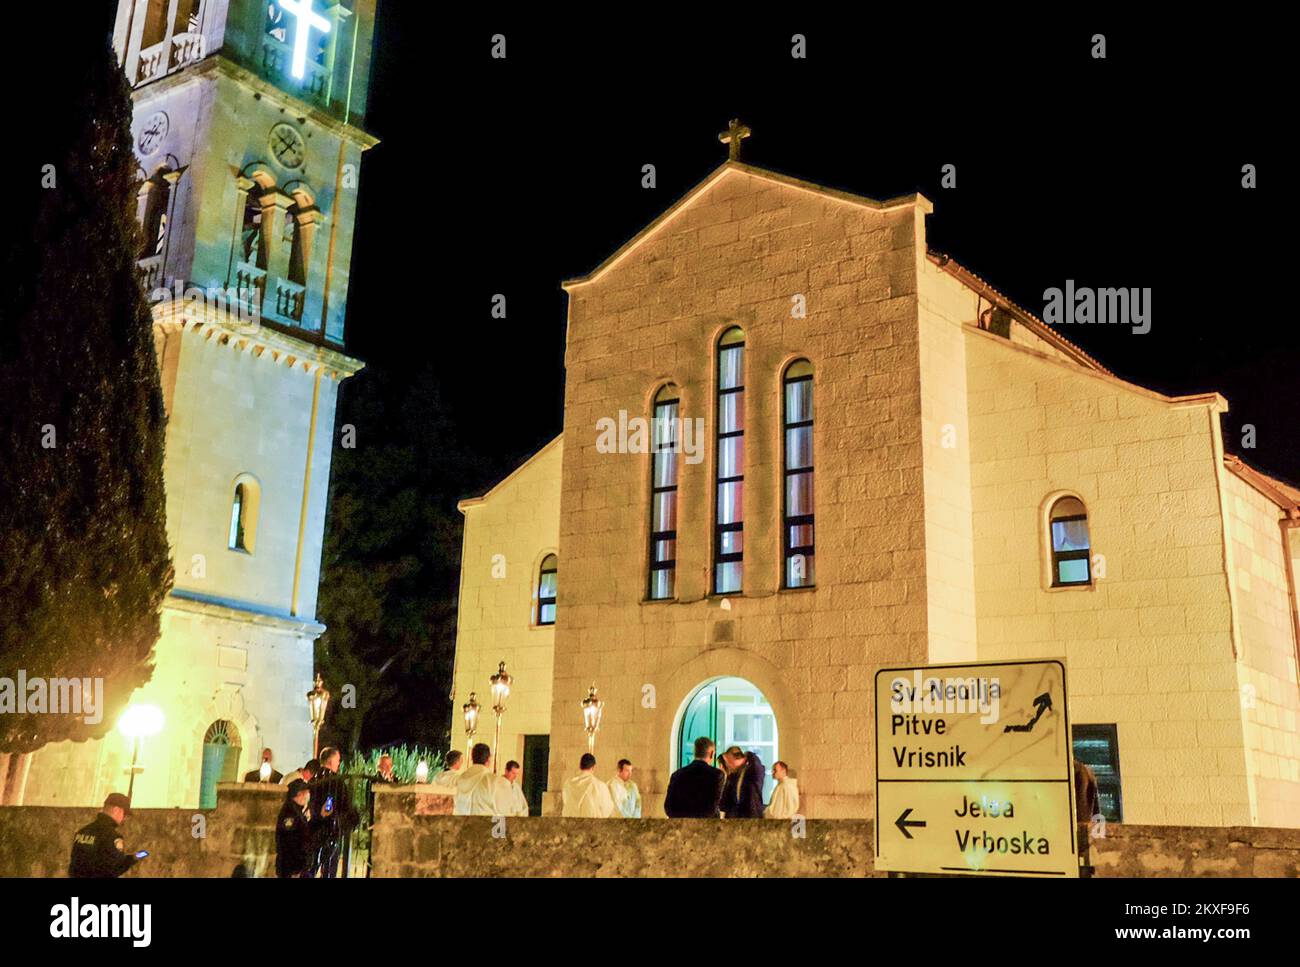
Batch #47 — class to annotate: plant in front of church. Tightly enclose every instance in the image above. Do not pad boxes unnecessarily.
[0,38,172,762]
[344,745,445,784]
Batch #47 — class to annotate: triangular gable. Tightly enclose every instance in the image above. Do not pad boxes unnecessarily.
[562,161,932,290]
[457,434,562,512]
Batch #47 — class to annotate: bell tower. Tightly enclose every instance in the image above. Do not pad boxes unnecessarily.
[20,0,378,809]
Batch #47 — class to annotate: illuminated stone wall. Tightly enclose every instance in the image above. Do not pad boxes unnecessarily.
[452,438,563,770]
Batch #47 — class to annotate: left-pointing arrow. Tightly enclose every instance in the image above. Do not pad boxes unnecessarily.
[895,808,926,839]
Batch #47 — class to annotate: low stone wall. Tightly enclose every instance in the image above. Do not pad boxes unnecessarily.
[1089,823,1300,878]
[0,783,283,878]
[1,783,1296,877]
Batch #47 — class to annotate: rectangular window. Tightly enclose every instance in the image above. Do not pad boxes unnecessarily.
[1051,515,1091,586]
[1072,723,1123,822]
[648,391,679,600]
[714,332,745,594]
[783,363,814,588]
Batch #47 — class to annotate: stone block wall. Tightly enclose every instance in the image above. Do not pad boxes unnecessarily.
[1,785,1297,877]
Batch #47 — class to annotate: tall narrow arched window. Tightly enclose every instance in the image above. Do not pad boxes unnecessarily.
[537,554,557,625]
[783,360,815,588]
[138,175,171,258]
[1049,496,1091,586]
[241,192,266,268]
[714,327,745,594]
[648,384,680,600]
[227,474,260,554]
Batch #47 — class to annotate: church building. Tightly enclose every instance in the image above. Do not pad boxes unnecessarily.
[452,130,1300,827]
[18,0,375,808]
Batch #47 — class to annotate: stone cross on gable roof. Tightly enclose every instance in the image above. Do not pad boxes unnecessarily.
[718,118,751,161]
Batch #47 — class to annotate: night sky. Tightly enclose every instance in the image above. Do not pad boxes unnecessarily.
[350,15,1290,491]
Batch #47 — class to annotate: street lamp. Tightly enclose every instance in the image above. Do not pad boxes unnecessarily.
[581,684,604,754]
[306,673,330,758]
[462,692,480,755]
[489,661,512,774]
[117,704,164,802]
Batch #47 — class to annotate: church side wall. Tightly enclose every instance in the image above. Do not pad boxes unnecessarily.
[916,257,979,663]
[452,442,563,773]
[1222,473,1300,827]
[966,329,1249,825]
[554,170,930,818]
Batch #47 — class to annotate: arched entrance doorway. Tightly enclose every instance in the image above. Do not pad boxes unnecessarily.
[675,677,779,801]
[199,720,242,809]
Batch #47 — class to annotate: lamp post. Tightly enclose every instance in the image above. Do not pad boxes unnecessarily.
[306,673,330,758]
[462,692,480,755]
[581,684,604,754]
[489,661,512,774]
[117,704,165,802]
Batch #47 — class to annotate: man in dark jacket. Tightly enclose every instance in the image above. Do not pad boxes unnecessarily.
[307,747,358,878]
[275,780,314,877]
[243,747,284,783]
[719,746,765,818]
[664,737,724,818]
[69,793,146,878]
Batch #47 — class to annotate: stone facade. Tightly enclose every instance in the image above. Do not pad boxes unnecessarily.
[18,0,375,808]
[450,161,1300,828]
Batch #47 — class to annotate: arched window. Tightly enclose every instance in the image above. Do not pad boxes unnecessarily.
[227,475,260,554]
[138,175,171,258]
[648,384,680,600]
[714,327,745,594]
[537,554,557,625]
[240,192,266,268]
[783,360,815,588]
[1048,496,1091,586]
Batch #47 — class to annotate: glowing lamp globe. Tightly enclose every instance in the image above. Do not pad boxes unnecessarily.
[118,704,165,740]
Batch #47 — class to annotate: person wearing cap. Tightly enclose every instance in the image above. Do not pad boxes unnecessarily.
[275,779,315,878]
[307,746,357,878]
[69,793,146,878]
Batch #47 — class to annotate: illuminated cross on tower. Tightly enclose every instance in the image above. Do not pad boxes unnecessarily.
[718,118,751,161]
[278,0,332,80]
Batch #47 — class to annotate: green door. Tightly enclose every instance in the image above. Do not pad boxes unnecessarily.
[678,684,719,767]
[198,720,242,808]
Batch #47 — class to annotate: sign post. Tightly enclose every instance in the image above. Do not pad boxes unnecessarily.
[874,658,1078,878]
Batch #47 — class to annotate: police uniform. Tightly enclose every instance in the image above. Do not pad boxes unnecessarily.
[69,812,138,878]
[275,787,313,878]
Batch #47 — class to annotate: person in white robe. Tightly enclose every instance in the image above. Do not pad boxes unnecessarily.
[562,753,615,818]
[454,744,501,816]
[607,758,642,818]
[431,750,464,790]
[765,761,800,820]
[495,760,530,817]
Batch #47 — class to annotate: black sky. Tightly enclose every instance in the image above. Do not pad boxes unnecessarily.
[347,14,1291,489]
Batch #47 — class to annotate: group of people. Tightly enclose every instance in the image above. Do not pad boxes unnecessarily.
[271,746,359,878]
[664,737,800,819]
[430,744,533,816]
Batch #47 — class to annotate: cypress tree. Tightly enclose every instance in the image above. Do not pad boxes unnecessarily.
[0,37,173,753]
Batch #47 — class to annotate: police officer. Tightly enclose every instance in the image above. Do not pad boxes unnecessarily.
[275,779,314,878]
[69,793,146,878]
[307,747,357,878]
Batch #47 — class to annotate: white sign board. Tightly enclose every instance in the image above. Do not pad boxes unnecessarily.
[874,659,1078,877]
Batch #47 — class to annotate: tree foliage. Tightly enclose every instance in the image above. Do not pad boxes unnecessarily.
[0,39,173,753]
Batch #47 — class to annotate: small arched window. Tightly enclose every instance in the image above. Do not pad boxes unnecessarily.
[782,359,815,588]
[648,384,680,600]
[240,192,266,267]
[714,326,746,594]
[227,475,260,554]
[537,554,557,625]
[138,175,171,258]
[1048,496,1091,586]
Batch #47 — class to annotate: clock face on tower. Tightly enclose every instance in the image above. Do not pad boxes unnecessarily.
[137,112,169,157]
[269,123,306,169]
